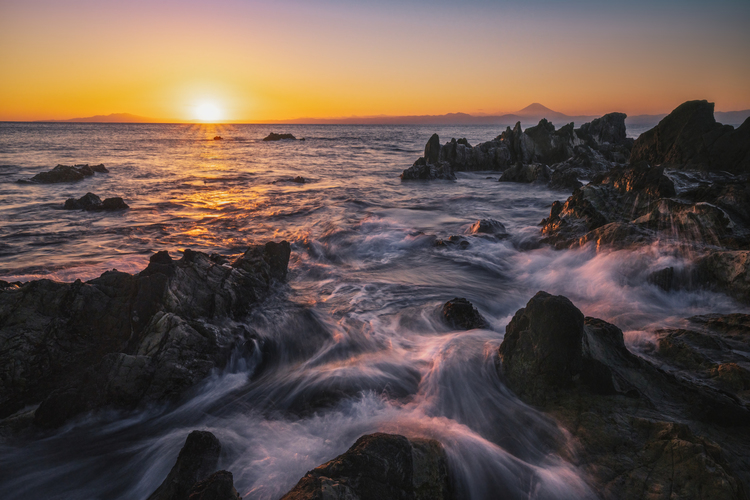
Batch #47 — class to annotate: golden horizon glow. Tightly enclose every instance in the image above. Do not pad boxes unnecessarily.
[0,1,748,122]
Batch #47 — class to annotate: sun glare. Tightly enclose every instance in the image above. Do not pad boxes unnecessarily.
[195,103,222,122]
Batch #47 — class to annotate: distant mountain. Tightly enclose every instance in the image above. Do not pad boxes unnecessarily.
[270,104,599,128]
[39,113,165,123]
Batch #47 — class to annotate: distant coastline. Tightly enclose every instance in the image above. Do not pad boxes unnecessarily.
[14,104,750,128]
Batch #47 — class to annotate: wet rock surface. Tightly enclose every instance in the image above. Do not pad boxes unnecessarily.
[263,133,297,141]
[631,100,750,174]
[467,218,506,237]
[497,292,750,499]
[23,163,108,183]
[281,432,453,500]
[0,241,291,426]
[441,298,487,330]
[188,471,241,500]
[63,192,129,211]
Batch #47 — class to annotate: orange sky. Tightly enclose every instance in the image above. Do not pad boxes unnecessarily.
[1,0,749,122]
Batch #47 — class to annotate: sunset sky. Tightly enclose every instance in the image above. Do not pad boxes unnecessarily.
[1,0,749,122]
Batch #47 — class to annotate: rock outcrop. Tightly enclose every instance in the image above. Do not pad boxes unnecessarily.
[631,100,750,174]
[148,430,223,500]
[281,433,453,500]
[402,113,634,183]
[441,298,487,330]
[0,241,291,426]
[63,192,129,211]
[497,292,750,499]
[498,162,551,184]
[24,164,109,183]
[263,133,296,141]
[188,471,242,500]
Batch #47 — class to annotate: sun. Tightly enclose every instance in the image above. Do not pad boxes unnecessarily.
[195,102,222,122]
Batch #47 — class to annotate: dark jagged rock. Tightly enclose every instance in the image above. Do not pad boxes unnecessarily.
[148,430,222,500]
[497,292,750,498]
[576,112,628,147]
[404,113,632,180]
[425,133,441,165]
[403,133,511,178]
[400,157,456,181]
[631,100,750,174]
[441,298,487,330]
[575,112,634,163]
[188,471,242,500]
[292,176,305,184]
[263,133,296,141]
[0,241,291,425]
[25,164,108,183]
[540,162,684,249]
[498,162,551,184]
[63,192,129,211]
[521,120,581,165]
[548,169,583,191]
[467,218,506,236]
[213,136,223,141]
[550,145,615,181]
[281,433,453,500]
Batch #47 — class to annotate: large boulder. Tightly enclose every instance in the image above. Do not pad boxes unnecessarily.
[281,433,453,500]
[148,430,222,500]
[400,157,456,181]
[575,112,634,163]
[188,471,242,500]
[0,241,291,425]
[497,292,750,498]
[498,292,584,403]
[631,100,750,174]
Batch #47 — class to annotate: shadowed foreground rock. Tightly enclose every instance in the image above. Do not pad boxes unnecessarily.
[497,291,750,499]
[148,430,222,500]
[281,433,453,500]
[442,298,487,330]
[23,163,108,183]
[0,241,291,427]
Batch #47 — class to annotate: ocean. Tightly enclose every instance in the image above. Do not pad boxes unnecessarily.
[0,122,745,499]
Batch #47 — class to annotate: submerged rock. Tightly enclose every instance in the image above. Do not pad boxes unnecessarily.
[263,133,296,141]
[467,218,507,236]
[63,192,129,211]
[292,176,305,184]
[497,292,750,498]
[631,100,750,174]
[25,164,108,183]
[0,241,291,425]
[148,430,222,500]
[213,136,223,141]
[281,433,453,500]
[442,297,487,330]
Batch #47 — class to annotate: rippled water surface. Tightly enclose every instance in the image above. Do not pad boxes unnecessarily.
[0,123,746,499]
